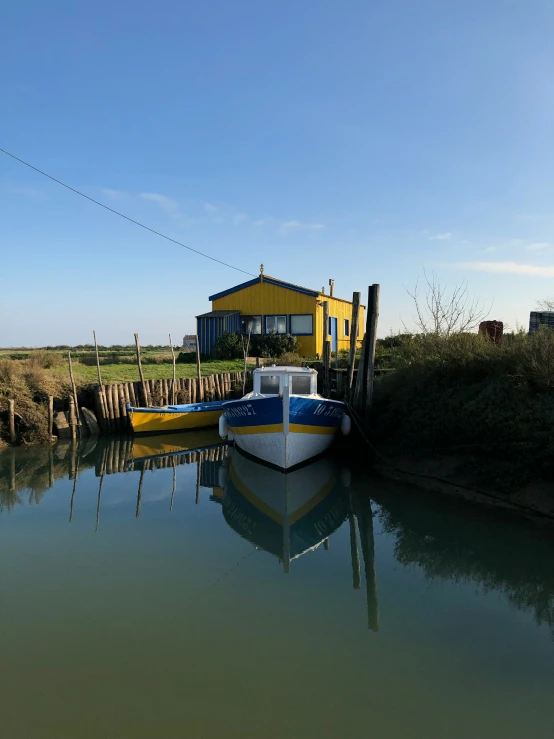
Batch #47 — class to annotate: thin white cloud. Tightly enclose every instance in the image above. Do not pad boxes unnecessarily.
[455,261,554,277]
[233,212,248,226]
[253,219,267,227]
[204,202,218,213]
[525,242,551,252]
[101,188,127,201]
[280,220,325,232]
[140,192,180,215]
[3,183,44,198]
[430,232,452,241]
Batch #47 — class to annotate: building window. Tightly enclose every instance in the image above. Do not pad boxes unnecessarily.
[265,315,287,334]
[260,375,281,394]
[242,315,261,335]
[344,319,350,337]
[290,314,313,335]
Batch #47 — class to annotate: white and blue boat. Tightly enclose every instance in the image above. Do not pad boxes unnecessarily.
[219,366,351,470]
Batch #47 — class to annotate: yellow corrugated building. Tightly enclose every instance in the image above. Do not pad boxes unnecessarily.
[197,271,365,358]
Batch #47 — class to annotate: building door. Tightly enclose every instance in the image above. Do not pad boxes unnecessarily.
[329,317,338,353]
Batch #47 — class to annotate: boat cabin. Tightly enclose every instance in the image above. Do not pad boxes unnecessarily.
[252,366,317,397]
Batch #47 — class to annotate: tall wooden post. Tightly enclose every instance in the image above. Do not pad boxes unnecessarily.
[8,399,15,443]
[322,301,330,397]
[169,334,176,405]
[134,333,149,406]
[346,292,361,403]
[93,330,102,386]
[363,284,380,419]
[196,336,204,403]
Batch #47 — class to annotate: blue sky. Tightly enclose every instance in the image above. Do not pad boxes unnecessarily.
[1,0,553,345]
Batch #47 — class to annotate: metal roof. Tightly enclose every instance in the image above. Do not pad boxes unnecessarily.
[196,309,242,318]
[208,275,362,305]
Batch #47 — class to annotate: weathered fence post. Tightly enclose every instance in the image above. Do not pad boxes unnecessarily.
[134,333,149,406]
[346,292,361,403]
[195,336,204,403]
[322,300,330,397]
[169,334,176,404]
[93,330,102,386]
[8,399,16,443]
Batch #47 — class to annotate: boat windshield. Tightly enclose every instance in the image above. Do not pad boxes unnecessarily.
[259,375,281,395]
[291,375,312,394]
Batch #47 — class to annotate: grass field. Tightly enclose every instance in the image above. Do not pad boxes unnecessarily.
[54,359,247,384]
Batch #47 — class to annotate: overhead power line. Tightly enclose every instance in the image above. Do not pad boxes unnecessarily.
[0,147,256,277]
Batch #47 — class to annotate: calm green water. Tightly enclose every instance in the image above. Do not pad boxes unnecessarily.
[0,434,553,739]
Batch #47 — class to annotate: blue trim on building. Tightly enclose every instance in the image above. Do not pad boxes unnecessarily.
[209,276,319,302]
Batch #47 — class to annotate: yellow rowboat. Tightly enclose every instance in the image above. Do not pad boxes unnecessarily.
[126,401,225,435]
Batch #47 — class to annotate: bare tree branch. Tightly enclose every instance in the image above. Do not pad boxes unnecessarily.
[404,270,492,336]
[537,297,554,312]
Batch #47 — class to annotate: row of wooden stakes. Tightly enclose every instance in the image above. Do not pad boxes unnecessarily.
[93,371,251,435]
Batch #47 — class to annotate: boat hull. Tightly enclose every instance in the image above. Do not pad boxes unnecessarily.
[223,395,345,469]
[128,404,223,434]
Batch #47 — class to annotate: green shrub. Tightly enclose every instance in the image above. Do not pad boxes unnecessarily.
[176,351,200,364]
[27,350,62,369]
[274,352,304,366]
[250,333,299,358]
[213,332,244,360]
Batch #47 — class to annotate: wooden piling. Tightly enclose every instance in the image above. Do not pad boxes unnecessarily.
[363,284,380,418]
[8,399,16,443]
[322,301,330,397]
[346,292,361,402]
[134,333,149,406]
[196,336,204,402]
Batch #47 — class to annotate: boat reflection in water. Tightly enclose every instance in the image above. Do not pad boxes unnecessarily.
[219,449,349,572]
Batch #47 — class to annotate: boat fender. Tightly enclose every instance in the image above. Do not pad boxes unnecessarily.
[340,467,352,489]
[340,414,351,436]
[219,414,228,439]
